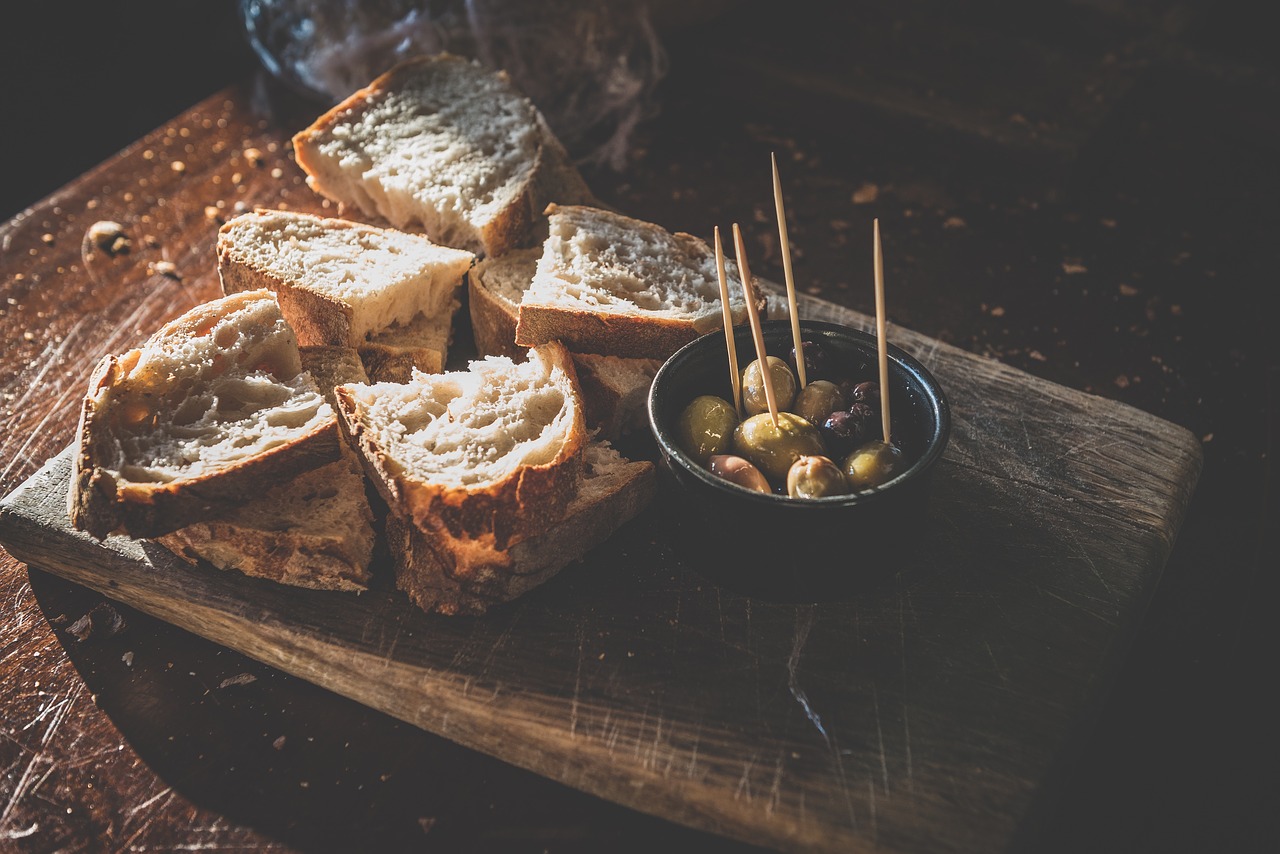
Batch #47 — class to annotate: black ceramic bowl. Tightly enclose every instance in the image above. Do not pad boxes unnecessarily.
[648,320,950,599]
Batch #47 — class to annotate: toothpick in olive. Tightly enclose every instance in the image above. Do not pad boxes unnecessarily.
[741,356,797,416]
[732,411,825,483]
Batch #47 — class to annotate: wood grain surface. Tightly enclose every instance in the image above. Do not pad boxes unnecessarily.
[0,118,1201,850]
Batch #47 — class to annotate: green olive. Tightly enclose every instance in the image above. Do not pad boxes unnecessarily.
[741,356,797,416]
[707,454,772,493]
[787,455,849,498]
[675,395,739,464]
[792,380,847,426]
[842,440,904,490]
[732,411,825,483]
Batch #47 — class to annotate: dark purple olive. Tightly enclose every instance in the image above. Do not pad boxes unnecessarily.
[789,340,827,382]
[820,408,864,456]
[850,381,880,408]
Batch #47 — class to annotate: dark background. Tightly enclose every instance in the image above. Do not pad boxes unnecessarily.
[2,1,1277,851]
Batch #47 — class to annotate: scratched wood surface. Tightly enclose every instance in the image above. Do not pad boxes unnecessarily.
[0,79,1200,849]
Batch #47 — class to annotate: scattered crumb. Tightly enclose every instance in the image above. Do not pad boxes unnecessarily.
[1114,375,1131,389]
[66,603,127,642]
[204,206,221,222]
[122,651,134,667]
[852,183,879,204]
[990,306,1006,317]
[942,216,967,229]
[170,161,186,174]
[1101,218,1117,228]
[829,219,851,232]
[218,673,258,689]
[273,736,287,750]
[1118,283,1139,297]
[270,167,284,179]
[419,818,437,834]
[86,221,130,256]
[150,261,181,280]
[243,147,264,167]
[143,234,160,249]
[41,232,54,244]
[1202,433,1213,443]
[231,172,243,185]
[1062,261,1088,275]
[1028,350,1047,362]
[1170,304,1182,316]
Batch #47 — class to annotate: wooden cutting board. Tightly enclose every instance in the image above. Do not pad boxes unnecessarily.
[0,296,1200,854]
[0,85,1201,853]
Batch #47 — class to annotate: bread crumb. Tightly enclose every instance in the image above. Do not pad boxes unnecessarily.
[122,651,134,667]
[943,216,967,229]
[170,161,186,173]
[204,206,221,222]
[852,183,879,204]
[273,735,286,749]
[270,167,284,179]
[1119,283,1139,297]
[1202,433,1213,443]
[1114,375,1131,389]
[151,261,181,280]
[1062,260,1088,275]
[244,147,264,167]
[218,673,258,689]
[990,306,1005,317]
[41,233,54,244]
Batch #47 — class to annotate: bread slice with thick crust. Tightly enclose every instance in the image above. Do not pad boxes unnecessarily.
[514,205,755,359]
[292,55,595,257]
[69,291,341,540]
[334,341,587,551]
[388,442,655,615]
[155,345,374,591]
[218,209,472,348]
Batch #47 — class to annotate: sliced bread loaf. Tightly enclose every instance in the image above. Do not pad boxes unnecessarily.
[292,55,595,257]
[388,441,655,615]
[70,290,341,540]
[218,209,473,348]
[468,247,542,359]
[513,205,753,359]
[356,298,458,383]
[334,341,587,550]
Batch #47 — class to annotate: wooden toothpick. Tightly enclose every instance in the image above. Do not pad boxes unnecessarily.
[732,223,779,427]
[873,218,891,445]
[714,226,743,417]
[772,152,806,388]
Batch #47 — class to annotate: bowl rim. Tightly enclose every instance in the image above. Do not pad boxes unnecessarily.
[647,319,951,510]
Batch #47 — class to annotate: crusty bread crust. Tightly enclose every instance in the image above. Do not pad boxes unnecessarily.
[387,449,655,615]
[570,353,661,440]
[70,353,341,540]
[334,341,588,551]
[515,305,705,359]
[356,339,444,383]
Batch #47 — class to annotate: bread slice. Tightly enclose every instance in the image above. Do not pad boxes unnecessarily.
[514,205,754,359]
[217,209,473,348]
[356,299,458,383]
[298,346,369,406]
[388,442,655,615]
[155,455,375,592]
[292,55,595,257]
[570,353,662,438]
[468,247,542,359]
[334,341,587,551]
[69,290,341,540]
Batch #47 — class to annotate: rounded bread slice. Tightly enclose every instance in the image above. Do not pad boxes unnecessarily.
[334,341,586,550]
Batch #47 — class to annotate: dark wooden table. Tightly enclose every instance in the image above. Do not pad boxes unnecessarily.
[2,2,1275,851]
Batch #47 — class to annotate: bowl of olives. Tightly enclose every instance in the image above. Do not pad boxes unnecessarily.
[647,320,950,597]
